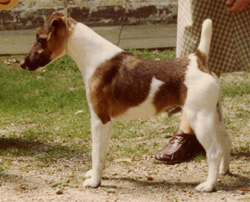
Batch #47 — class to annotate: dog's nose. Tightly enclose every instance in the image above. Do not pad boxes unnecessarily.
[20,60,27,69]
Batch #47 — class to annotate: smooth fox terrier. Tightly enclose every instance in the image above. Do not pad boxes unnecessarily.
[21,11,231,192]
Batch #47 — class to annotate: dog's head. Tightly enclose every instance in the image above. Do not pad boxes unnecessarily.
[21,11,74,71]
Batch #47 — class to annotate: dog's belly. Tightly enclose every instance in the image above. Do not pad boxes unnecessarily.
[112,99,157,121]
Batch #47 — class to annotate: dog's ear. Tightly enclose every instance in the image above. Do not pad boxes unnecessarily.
[48,16,67,38]
[50,17,66,30]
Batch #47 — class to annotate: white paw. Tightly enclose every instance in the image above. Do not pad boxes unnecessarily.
[219,168,229,175]
[195,181,215,192]
[83,177,101,188]
[219,162,230,175]
[85,170,93,178]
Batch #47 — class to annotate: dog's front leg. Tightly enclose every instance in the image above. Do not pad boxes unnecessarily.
[83,114,112,188]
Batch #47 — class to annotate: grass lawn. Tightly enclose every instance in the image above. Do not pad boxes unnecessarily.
[0,49,249,172]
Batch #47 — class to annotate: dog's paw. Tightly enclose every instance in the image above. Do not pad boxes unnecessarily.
[219,168,230,175]
[85,169,93,178]
[83,177,101,188]
[195,181,216,192]
[219,163,230,175]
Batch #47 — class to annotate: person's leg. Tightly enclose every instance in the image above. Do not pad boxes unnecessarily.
[154,112,204,164]
[179,111,194,134]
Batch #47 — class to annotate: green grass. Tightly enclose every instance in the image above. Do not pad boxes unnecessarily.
[0,49,249,168]
[0,55,90,162]
[128,49,176,60]
[221,72,250,97]
[0,50,177,166]
[0,161,10,172]
[222,82,250,97]
[238,197,250,202]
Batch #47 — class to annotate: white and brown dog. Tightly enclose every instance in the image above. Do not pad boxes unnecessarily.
[21,11,231,192]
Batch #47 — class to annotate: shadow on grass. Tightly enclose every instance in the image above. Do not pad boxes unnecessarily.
[101,178,198,192]
[102,173,250,192]
[0,137,90,184]
[0,173,23,184]
[0,137,89,161]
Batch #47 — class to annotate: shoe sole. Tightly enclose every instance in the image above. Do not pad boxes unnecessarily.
[153,158,184,165]
[153,152,206,165]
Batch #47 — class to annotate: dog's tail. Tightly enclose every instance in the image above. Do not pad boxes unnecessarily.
[197,19,212,62]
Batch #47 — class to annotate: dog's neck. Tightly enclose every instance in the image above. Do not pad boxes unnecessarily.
[67,23,123,85]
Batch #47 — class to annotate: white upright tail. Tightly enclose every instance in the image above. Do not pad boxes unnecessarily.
[198,19,212,59]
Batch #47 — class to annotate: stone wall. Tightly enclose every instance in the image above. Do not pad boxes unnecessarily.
[0,0,177,30]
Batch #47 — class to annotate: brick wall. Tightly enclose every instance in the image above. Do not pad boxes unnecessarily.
[0,0,177,30]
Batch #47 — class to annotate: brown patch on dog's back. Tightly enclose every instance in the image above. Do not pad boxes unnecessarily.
[89,52,189,124]
[153,57,189,114]
[195,50,211,74]
[123,54,141,70]
[89,53,152,123]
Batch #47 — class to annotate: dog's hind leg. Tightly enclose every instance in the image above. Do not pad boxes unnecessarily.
[83,114,112,188]
[185,108,223,192]
[215,101,231,175]
[218,127,231,175]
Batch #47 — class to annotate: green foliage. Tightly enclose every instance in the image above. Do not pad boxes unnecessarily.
[0,55,90,164]
[128,49,176,60]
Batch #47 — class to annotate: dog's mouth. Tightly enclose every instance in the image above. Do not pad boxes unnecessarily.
[20,60,38,71]
[20,53,52,71]
[20,61,45,72]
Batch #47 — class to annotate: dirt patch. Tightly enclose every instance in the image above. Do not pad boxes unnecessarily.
[0,146,249,201]
[0,72,249,201]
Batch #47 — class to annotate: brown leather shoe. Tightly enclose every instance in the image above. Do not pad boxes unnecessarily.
[154,129,205,164]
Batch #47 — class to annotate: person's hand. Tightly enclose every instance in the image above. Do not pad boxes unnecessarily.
[0,0,10,5]
[226,0,250,11]
[0,0,18,9]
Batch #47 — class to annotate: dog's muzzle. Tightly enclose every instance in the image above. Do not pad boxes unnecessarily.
[20,60,28,70]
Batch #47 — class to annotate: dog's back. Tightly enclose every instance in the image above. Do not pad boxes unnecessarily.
[88,19,214,123]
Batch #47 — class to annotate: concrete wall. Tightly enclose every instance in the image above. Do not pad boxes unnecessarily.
[0,0,177,30]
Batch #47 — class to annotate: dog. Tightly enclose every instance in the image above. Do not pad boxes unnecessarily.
[21,11,231,192]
